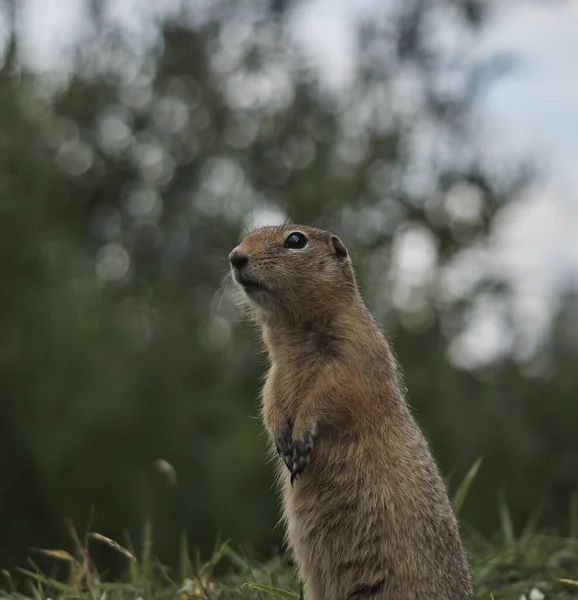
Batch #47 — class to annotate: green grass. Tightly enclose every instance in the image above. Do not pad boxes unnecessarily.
[2,519,578,600]
[2,462,578,600]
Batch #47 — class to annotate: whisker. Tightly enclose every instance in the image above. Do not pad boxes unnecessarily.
[213,270,234,315]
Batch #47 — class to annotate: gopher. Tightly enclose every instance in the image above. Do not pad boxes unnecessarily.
[229,224,474,600]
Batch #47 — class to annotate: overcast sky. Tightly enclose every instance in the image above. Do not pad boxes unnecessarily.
[464,1,578,366]
[10,0,578,367]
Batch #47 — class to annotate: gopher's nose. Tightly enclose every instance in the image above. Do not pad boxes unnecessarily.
[229,249,249,270]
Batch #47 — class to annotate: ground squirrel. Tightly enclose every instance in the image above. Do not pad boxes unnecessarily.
[229,224,475,600]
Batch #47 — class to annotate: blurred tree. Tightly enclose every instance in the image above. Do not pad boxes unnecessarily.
[0,0,576,575]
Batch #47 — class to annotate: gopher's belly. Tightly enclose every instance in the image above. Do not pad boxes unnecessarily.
[281,435,396,599]
[278,433,473,600]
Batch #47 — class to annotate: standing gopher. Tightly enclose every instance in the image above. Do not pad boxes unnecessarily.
[229,224,474,600]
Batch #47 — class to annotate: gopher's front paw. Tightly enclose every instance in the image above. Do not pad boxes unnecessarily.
[290,425,317,486]
[275,418,294,473]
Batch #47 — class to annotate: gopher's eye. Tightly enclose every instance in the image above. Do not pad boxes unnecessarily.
[284,232,308,249]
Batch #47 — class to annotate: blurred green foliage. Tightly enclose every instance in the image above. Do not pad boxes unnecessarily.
[1,0,577,576]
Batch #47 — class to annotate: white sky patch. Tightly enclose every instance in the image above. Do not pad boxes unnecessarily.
[17,0,92,72]
[490,181,578,357]
[16,0,185,70]
[391,226,437,290]
[288,0,360,93]
[0,2,11,62]
[449,294,515,369]
[477,1,578,183]
[100,0,182,51]
[458,0,578,367]
[246,205,287,230]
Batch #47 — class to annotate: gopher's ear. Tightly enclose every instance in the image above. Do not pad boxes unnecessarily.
[330,235,348,259]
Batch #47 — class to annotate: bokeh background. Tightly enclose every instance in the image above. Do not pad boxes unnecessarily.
[2,0,578,575]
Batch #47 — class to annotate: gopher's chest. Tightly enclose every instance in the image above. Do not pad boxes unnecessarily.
[276,428,366,505]
[261,362,322,428]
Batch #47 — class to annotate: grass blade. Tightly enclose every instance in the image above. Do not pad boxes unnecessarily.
[141,521,153,581]
[178,530,191,583]
[570,491,578,539]
[557,578,578,586]
[520,506,543,543]
[200,539,231,578]
[15,569,73,594]
[497,492,516,550]
[88,533,136,561]
[243,583,299,600]
[452,457,483,516]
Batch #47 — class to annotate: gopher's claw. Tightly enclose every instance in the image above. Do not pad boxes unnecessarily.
[290,428,316,486]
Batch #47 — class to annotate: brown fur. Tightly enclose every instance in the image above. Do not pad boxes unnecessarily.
[230,224,475,600]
